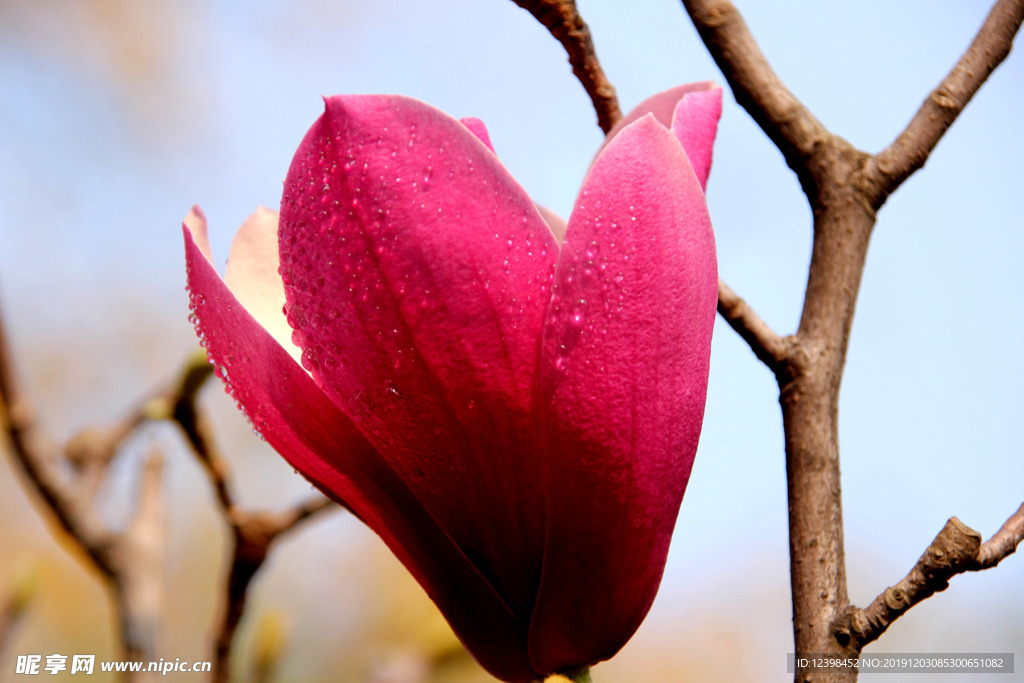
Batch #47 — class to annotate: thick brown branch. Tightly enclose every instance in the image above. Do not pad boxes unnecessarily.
[681,2,1023,680]
[717,279,790,374]
[844,504,1024,647]
[867,0,1024,205]
[679,3,1021,679]
[510,0,621,133]
[680,0,830,186]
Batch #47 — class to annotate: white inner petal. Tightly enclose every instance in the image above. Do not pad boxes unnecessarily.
[224,207,304,364]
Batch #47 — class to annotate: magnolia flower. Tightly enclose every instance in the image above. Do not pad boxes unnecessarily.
[183,82,721,682]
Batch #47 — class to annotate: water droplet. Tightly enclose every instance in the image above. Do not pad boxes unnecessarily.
[570,298,588,325]
[385,380,402,399]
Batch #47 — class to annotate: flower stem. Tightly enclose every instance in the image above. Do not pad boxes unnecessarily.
[544,668,592,683]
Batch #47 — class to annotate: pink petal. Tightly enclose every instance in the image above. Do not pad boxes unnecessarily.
[458,116,566,244]
[278,95,558,623]
[606,81,716,140]
[460,116,495,153]
[528,115,717,672]
[535,205,567,245]
[456,117,566,244]
[671,88,723,191]
[184,206,213,260]
[596,82,722,189]
[184,219,536,682]
[222,207,298,359]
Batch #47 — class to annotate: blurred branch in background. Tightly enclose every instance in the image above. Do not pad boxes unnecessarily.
[1,299,336,681]
[117,349,339,683]
[0,294,166,680]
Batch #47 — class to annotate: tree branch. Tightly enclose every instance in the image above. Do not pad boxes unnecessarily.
[155,351,232,512]
[163,351,338,683]
[717,278,790,374]
[0,303,114,570]
[682,2,1022,680]
[117,451,166,662]
[843,503,1024,647]
[866,0,1024,205]
[207,499,338,683]
[272,496,337,533]
[0,297,171,680]
[510,0,622,133]
[680,0,830,183]
[977,501,1024,568]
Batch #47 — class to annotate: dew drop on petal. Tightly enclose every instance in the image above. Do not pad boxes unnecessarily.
[570,298,588,326]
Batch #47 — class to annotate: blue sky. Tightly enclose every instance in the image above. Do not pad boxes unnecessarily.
[0,1,1021,679]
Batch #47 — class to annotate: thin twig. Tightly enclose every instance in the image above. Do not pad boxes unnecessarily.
[510,0,622,133]
[66,419,145,497]
[866,0,1024,205]
[842,503,1024,647]
[977,501,1024,568]
[716,279,790,374]
[273,496,337,532]
[148,350,234,512]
